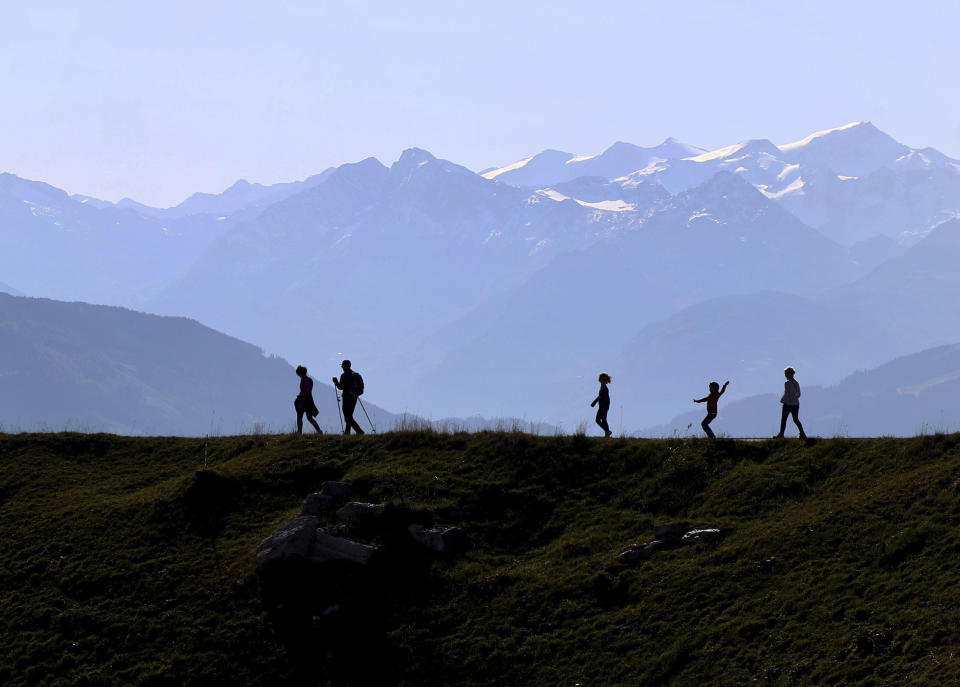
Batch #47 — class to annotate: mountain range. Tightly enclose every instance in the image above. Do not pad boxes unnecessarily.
[3,121,960,435]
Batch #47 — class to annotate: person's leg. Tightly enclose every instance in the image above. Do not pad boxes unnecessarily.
[597,407,611,436]
[341,397,355,434]
[296,409,304,434]
[342,397,364,435]
[701,413,716,438]
[777,405,789,437]
[790,406,806,438]
[307,415,322,433]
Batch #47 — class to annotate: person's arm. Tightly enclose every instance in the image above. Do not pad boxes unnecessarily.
[718,381,730,397]
[793,381,801,399]
[590,395,599,407]
[693,396,708,403]
[332,375,341,389]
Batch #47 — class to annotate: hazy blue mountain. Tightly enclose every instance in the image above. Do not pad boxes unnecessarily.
[73,170,336,219]
[0,174,230,306]
[482,139,706,188]
[0,280,23,296]
[647,343,960,438]
[776,164,960,245]
[594,219,960,430]
[828,217,960,342]
[400,172,858,425]
[148,148,632,403]
[487,123,960,247]
[775,121,911,177]
[551,175,671,209]
[0,292,394,435]
[7,122,960,434]
[603,291,911,429]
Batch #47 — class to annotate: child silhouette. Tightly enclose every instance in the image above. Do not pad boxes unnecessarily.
[590,373,613,437]
[694,380,729,438]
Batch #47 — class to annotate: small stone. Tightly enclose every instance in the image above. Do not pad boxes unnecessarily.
[653,522,690,542]
[617,540,666,563]
[681,528,722,545]
[616,545,646,564]
[408,524,468,553]
[255,515,320,571]
[309,528,382,565]
[300,493,335,516]
[336,502,385,524]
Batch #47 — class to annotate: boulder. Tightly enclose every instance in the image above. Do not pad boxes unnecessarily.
[408,524,468,553]
[653,522,690,542]
[336,502,385,524]
[300,493,335,516]
[255,515,320,571]
[681,528,721,545]
[309,528,382,565]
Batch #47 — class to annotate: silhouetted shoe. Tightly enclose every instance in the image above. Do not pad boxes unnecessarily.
[604,431,613,438]
[774,434,784,438]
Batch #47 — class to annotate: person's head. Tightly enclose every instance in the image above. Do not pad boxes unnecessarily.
[598,372,611,384]
[709,381,720,392]
[341,359,352,371]
[296,365,307,377]
[784,366,796,379]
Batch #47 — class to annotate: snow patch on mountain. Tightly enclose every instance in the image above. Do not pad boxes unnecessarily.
[576,199,634,211]
[481,156,535,179]
[778,121,867,151]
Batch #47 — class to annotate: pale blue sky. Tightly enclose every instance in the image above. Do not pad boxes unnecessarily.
[2,1,958,206]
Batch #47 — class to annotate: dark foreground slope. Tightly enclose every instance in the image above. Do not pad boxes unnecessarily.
[3,431,960,686]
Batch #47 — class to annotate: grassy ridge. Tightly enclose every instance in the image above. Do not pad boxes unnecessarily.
[2,431,960,685]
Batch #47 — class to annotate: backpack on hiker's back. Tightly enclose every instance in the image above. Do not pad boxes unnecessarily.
[350,371,364,396]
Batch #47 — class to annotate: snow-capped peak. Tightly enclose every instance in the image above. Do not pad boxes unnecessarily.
[778,121,871,152]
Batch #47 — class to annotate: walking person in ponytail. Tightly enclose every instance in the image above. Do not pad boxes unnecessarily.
[776,366,806,439]
[294,365,322,434]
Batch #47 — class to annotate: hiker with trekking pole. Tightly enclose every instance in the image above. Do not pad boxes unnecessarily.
[332,359,373,434]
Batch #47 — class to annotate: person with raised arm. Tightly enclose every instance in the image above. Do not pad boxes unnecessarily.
[694,380,729,438]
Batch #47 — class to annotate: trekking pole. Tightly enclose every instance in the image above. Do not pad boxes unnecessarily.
[358,397,377,434]
[334,388,344,433]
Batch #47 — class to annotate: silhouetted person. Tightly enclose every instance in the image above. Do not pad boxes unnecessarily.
[694,380,729,438]
[294,365,322,434]
[776,366,806,439]
[332,359,365,435]
[590,372,613,437]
